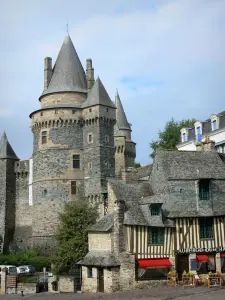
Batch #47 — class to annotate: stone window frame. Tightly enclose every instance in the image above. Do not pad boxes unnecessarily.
[88,133,93,144]
[41,130,47,144]
[88,162,92,169]
[71,181,77,195]
[87,267,92,278]
[210,114,219,131]
[150,204,160,216]
[72,154,80,169]
[72,109,76,114]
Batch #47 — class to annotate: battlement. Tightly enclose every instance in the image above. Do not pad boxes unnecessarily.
[14,160,29,176]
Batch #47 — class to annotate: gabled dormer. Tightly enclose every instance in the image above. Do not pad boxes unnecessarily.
[210,114,219,131]
[194,121,202,142]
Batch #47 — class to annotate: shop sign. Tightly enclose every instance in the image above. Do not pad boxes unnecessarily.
[175,247,225,254]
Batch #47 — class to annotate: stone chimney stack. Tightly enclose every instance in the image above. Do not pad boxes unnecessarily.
[44,57,52,91]
[113,199,125,255]
[86,58,95,90]
[196,136,216,152]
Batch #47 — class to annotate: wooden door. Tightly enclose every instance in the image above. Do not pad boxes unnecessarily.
[177,255,189,280]
[98,268,104,292]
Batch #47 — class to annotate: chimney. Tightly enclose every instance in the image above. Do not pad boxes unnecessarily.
[196,136,216,152]
[86,58,95,90]
[44,57,52,91]
[113,199,125,255]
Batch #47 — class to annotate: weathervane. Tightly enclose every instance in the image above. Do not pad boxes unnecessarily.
[66,23,69,34]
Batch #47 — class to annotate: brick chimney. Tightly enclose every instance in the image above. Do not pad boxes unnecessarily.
[196,136,216,152]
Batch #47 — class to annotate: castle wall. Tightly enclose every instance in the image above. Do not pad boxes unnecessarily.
[14,160,32,251]
[0,160,7,250]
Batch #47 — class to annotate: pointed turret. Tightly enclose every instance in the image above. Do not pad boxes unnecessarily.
[41,34,87,97]
[82,77,116,108]
[115,90,131,131]
[0,132,19,160]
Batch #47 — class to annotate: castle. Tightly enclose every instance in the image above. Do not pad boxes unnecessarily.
[0,34,136,253]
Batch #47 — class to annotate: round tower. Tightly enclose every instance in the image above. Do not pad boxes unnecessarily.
[30,35,88,253]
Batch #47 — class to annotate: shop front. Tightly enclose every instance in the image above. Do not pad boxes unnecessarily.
[137,258,173,280]
[175,247,225,275]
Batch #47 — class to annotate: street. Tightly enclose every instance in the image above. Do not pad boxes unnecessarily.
[1,286,225,300]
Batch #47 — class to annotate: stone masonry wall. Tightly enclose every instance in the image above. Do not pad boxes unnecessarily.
[0,160,7,251]
[14,160,32,251]
[88,233,112,251]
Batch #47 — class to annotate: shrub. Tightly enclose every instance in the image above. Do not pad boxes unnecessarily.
[0,251,51,271]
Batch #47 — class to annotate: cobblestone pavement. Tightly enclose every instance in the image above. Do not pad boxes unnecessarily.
[1,286,225,300]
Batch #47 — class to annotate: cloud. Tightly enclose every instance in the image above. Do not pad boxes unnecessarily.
[0,0,225,164]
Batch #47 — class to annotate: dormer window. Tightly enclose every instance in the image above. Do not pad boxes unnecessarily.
[194,121,202,142]
[150,204,160,216]
[212,120,217,130]
[180,128,189,143]
[199,179,210,200]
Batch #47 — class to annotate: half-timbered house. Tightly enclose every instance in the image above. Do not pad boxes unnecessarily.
[78,139,225,292]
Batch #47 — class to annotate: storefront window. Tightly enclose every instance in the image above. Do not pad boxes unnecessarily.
[197,255,215,274]
[137,267,169,280]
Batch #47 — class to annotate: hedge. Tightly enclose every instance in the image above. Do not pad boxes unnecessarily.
[0,251,51,272]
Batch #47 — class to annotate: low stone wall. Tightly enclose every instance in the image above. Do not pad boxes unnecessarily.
[134,280,167,290]
[17,283,37,294]
[58,276,75,293]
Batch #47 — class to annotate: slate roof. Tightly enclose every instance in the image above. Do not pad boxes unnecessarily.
[115,91,131,131]
[41,35,87,97]
[82,77,116,109]
[88,213,114,232]
[156,150,225,180]
[77,251,120,267]
[128,164,152,181]
[0,132,19,160]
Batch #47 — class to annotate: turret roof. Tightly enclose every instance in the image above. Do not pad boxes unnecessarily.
[41,35,87,97]
[0,132,19,160]
[115,90,131,131]
[82,77,116,108]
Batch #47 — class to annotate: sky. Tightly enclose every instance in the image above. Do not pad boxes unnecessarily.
[0,0,225,165]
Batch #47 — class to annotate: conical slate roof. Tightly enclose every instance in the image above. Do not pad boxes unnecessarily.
[82,77,116,108]
[0,132,19,160]
[42,35,87,96]
[115,90,131,130]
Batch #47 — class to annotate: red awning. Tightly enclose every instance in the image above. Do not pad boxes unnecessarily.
[220,253,225,257]
[138,259,172,269]
[196,254,210,262]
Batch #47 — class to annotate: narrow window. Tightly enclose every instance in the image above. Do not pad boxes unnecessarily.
[55,110,58,114]
[88,162,92,169]
[40,112,43,116]
[199,218,214,239]
[106,108,109,112]
[41,131,47,144]
[101,179,105,187]
[199,179,210,200]
[212,120,217,130]
[196,126,201,142]
[72,155,80,169]
[71,181,77,195]
[148,228,164,245]
[150,204,160,216]
[72,110,76,114]
[105,135,109,143]
[88,133,93,143]
[87,267,92,278]
[89,108,92,112]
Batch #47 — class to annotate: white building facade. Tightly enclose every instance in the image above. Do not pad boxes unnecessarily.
[177,111,225,153]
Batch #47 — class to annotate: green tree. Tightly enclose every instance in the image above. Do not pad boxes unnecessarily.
[150,118,195,158]
[53,200,98,274]
[134,162,141,168]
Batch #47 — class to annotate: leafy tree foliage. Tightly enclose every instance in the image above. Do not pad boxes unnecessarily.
[53,200,98,274]
[134,162,141,168]
[150,118,195,158]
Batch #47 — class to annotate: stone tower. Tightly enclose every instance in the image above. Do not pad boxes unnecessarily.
[30,35,88,251]
[29,34,116,250]
[0,132,19,252]
[114,91,136,178]
[82,77,116,215]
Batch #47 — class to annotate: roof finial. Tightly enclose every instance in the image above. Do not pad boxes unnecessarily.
[66,22,69,35]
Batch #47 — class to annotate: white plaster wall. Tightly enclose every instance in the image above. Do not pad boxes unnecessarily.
[177,142,196,151]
